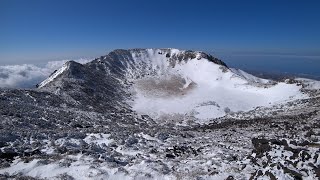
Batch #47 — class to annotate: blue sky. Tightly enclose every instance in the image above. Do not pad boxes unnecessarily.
[1,0,320,65]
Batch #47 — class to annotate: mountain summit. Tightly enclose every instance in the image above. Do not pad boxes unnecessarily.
[39,48,227,88]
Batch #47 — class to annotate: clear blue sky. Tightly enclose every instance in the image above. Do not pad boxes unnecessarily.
[1,0,320,64]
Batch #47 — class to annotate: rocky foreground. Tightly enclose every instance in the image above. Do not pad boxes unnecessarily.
[0,49,319,179]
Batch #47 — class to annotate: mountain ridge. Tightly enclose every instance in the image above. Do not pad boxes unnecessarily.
[39,48,227,88]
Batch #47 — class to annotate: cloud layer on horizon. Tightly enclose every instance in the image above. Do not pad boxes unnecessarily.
[0,59,91,89]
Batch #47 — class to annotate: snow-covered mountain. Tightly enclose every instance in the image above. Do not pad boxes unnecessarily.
[0,48,320,179]
[38,48,306,123]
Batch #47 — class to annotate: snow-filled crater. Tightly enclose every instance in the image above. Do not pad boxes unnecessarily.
[125,49,306,123]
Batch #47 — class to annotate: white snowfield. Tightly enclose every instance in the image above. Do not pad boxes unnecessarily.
[126,49,308,123]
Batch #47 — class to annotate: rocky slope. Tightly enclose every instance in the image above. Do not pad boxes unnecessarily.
[0,48,319,179]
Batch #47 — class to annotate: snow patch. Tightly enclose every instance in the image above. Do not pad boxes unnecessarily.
[0,156,127,180]
[83,133,113,146]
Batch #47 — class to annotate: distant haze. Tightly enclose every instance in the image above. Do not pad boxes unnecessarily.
[218,53,320,79]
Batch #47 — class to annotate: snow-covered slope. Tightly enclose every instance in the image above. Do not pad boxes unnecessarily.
[37,62,69,88]
[230,68,272,84]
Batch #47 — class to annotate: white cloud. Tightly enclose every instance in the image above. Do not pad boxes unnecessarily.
[0,59,91,89]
